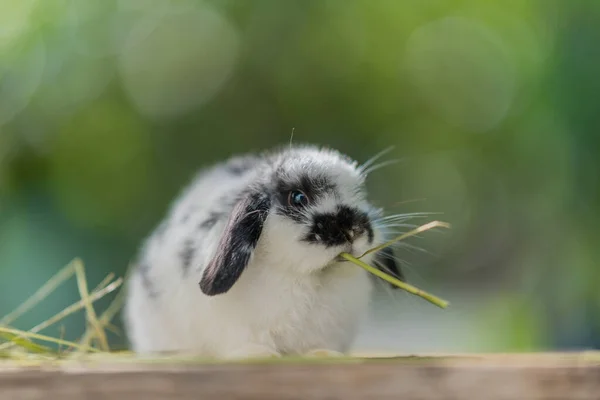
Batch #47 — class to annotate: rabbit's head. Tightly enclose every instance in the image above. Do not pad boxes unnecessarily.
[199,145,401,296]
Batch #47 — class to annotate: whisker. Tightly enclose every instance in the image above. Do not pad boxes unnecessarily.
[377,229,429,241]
[374,212,443,223]
[289,127,295,148]
[373,227,433,253]
[359,146,395,172]
[389,198,429,207]
[375,252,411,266]
[377,211,443,219]
[389,241,434,255]
[373,223,420,230]
[240,209,264,220]
[362,159,403,176]
[373,259,405,281]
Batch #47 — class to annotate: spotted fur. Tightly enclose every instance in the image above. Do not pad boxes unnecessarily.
[179,238,196,276]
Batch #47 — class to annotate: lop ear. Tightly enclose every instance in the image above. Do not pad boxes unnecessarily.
[374,247,405,289]
[199,191,271,296]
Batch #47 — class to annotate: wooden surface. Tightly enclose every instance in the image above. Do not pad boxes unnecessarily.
[1,352,599,400]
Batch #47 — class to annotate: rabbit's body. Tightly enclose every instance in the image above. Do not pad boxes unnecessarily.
[125,246,372,357]
[123,145,401,358]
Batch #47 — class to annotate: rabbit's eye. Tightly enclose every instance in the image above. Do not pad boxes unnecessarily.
[288,190,309,208]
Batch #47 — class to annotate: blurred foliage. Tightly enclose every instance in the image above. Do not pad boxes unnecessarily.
[0,0,598,351]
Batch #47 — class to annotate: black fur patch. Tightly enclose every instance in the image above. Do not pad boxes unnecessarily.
[198,211,226,229]
[366,224,374,244]
[274,172,337,222]
[304,206,372,247]
[139,261,159,298]
[374,247,405,286]
[179,238,196,276]
[226,156,260,175]
[275,172,337,202]
[199,190,271,296]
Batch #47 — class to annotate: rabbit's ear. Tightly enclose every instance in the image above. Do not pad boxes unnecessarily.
[374,247,405,288]
[199,191,271,296]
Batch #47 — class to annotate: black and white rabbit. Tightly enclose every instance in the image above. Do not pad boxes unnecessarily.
[123,144,404,359]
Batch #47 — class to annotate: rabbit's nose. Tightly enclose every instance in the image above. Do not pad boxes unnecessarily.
[342,228,356,243]
[342,229,353,243]
[306,206,373,247]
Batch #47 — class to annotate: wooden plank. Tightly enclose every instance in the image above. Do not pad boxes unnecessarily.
[0,352,599,400]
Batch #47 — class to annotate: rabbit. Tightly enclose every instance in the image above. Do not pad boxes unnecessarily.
[122,144,405,359]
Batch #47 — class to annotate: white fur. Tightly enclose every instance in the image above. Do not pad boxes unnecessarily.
[123,145,386,359]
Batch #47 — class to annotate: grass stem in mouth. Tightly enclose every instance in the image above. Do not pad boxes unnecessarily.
[339,253,449,309]
[339,220,451,309]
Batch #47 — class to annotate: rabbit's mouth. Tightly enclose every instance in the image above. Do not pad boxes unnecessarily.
[332,244,356,263]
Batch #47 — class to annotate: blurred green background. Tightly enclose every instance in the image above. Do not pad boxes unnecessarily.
[1,0,598,353]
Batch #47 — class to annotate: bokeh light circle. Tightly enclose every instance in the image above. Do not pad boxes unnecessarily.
[404,16,517,133]
[118,4,240,119]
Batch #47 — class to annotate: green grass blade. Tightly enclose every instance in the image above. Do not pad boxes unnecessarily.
[0,277,123,353]
[0,326,100,353]
[93,273,116,293]
[0,260,77,325]
[30,277,123,335]
[0,331,55,353]
[77,262,134,351]
[73,259,110,351]
[339,253,449,309]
